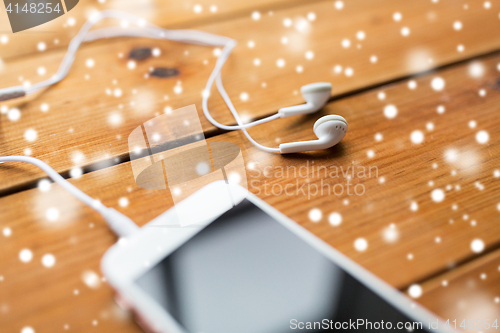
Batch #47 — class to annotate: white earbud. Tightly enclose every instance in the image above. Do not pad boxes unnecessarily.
[279,115,347,154]
[278,82,332,118]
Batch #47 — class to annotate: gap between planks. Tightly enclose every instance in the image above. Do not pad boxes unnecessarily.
[2,47,500,198]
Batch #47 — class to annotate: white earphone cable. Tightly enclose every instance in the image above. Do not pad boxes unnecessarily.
[215,75,280,152]
[25,10,234,95]
[0,10,282,139]
[0,12,285,237]
[0,156,139,237]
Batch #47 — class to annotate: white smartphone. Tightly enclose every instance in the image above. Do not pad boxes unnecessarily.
[101,181,453,333]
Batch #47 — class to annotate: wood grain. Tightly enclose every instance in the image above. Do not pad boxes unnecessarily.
[0,0,310,59]
[237,52,500,289]
[1,50,500,331]
[2,1,500,332]
[419,249,500,333]
[0,152,173,333]
[2,0,500,191]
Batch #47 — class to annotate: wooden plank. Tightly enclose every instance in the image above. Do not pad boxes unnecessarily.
[418,249,500,331]
[2,0,500,191]
[1,51,500,331]
[0,155,173,332]
[0,0,309,59]
[203,52,500,290]
[232,52,500,289]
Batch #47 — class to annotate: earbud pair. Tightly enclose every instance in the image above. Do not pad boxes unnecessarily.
[276,82,347,154]
[0,11,347,154]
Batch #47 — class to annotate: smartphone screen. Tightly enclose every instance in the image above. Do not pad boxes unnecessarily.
[136,199,429,333]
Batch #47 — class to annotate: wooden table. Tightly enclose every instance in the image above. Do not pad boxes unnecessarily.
[1,0,500,332]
